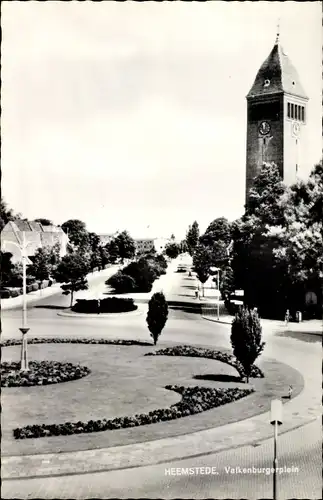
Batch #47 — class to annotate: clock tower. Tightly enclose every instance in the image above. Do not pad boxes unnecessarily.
[245,32,308,206]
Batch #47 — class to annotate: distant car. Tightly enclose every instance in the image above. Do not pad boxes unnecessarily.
[177,266,187,273]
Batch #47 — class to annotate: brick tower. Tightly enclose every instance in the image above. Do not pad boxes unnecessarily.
[245,32,308,206]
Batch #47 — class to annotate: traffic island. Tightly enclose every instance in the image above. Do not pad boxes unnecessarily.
[1,338,303,457]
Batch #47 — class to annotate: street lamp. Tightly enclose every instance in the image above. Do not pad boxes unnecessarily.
[3,232,32,371]
[210,267,220,321]
[270,399,283,500]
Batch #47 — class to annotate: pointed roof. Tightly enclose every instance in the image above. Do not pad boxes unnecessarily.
[247,36,308,100]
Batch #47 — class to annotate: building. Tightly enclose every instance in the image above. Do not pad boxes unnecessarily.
[134,237,170,255]
[98,233,117,247]
[245,31,308,205]
[1,220,69,263]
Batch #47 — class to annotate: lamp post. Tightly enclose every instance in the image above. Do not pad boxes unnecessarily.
[270,399,283,500]
[3,232,31,371]
[210,266,220,321]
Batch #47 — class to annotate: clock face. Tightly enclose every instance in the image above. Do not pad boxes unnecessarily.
[259,121,271,136]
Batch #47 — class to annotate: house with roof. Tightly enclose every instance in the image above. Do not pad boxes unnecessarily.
[1,220,69,264]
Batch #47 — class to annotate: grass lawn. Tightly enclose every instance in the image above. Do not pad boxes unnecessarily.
[2,341,303,456]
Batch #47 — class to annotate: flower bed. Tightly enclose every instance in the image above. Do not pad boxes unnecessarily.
[1,338,153,348]
[1,361,91,387]
[72,297,138,314]
[12,385,253,439]
[145,345,264,379]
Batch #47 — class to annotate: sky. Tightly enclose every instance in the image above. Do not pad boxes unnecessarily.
[2,1,321,240]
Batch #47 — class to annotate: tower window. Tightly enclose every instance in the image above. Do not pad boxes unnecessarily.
[301,106,305,122]
[291,103,294,119]
[287,102,291,118]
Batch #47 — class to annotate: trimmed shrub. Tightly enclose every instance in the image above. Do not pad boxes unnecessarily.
[123,259,156,292]
[0,289,10,299]
[72,297,137,314]
[26,285,33,294]
[72,299,99,314]
[107,272,136,294]
[147,292,168,345]
[31,283,39,292]
[100,297,137,313]
[230,308,265,382]
[9,289,20,298]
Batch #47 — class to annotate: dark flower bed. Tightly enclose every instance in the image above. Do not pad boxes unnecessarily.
[12,385,253,439]
[1,361,90,387]
[72,297,138,314]
[145,345,264,379]
[1,338,153,348]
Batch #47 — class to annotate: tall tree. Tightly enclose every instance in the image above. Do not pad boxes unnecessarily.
[29,247,52,288]
[245,162,286,226]
[164,242,180,259]
[106,238,119,263]
[192,243,212,296]
[186,221,200,256]
[0,251,14,286]
[61,219,89,249]
[115,230,136,263]
[0,198,21,231]
[53,253,89,307]
[199,217,232,265]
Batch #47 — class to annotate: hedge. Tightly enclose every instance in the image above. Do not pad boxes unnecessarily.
[145,345,264,380]
[72,297,138,314]
[12,385,253,439]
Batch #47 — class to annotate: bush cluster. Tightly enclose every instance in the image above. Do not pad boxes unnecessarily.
[0,280,54,299]
[1,361,90,387]
[1,338,153,348]
[107,255,168,294]
[72,297,137,314]
[145,345,264,379]
[13,385,253,439]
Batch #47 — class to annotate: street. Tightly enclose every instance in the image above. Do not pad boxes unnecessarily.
[1,259,322,499]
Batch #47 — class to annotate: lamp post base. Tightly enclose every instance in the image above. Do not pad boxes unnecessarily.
[19,328,30,372]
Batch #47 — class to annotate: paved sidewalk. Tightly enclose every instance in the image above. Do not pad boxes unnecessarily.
[1,266,120,311]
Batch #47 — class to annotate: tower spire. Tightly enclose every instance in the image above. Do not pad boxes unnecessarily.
[275,19,280,44]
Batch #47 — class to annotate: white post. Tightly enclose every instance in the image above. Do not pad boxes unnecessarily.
[270,399,283,500]
[3,233,30,371]
[217,270,220,320]
[273,420,278,500]
[19,232,30,371]
[22,232,27,328]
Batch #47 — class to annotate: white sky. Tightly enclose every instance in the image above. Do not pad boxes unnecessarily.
[2,1,321,239]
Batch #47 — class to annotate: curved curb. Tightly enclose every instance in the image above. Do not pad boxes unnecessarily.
[57,307,144,318]
[2,412,320,481]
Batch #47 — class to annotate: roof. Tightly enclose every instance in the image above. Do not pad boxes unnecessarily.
[247,38,308,100]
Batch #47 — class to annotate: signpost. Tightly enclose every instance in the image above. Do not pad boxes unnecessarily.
[270,399,283,500]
